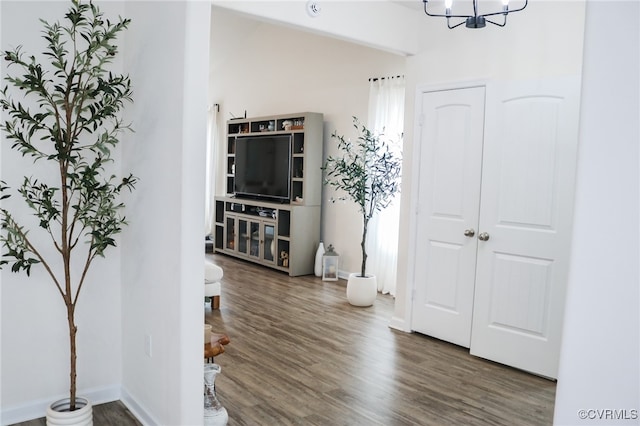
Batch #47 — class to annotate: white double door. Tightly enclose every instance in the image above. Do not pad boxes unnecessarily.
[410,79,580,378]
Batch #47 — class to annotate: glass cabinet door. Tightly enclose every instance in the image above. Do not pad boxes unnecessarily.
[238,219,248,255]
[249,221,260,258]
[225,216,235,251]
[225,214,277,264]
[264,223,275,263]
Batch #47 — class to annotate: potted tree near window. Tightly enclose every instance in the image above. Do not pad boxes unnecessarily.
[322,117,402,306]
[0,1,134,423]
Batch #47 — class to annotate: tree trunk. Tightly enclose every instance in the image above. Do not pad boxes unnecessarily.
[360,216,368,277]
[67,302,77,411]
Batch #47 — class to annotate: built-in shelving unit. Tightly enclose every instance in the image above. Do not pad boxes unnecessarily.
[215,112,322,276]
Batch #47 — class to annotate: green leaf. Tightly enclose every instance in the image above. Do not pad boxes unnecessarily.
[0,0,136,296]
[322,117,402,276]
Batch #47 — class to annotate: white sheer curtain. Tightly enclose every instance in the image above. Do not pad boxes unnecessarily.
[205,104,219,236]
[367,76,405,296]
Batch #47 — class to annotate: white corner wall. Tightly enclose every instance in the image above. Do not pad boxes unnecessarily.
[553,2,640,424]
[1,2,125,423]
[1,1,211,423]
[120,2,210,425]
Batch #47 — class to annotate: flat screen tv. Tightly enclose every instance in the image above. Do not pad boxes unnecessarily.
[234,134,292,202]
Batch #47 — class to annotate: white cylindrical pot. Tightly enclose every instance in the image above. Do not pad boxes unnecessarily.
[46,397,93,426]
[346,273,377,307]
[314,242,325,277]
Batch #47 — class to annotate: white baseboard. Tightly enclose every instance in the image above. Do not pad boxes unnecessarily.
[388,315,411,332]
[337,269,350,281]
[1,397,51,426]
[120,387,158,426]
[1,385,120,426]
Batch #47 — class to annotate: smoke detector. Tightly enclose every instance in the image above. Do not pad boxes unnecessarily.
[306,1,321,17]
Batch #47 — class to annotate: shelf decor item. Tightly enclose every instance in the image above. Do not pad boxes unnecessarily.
[0,0,135,420]
[280,250,289,267]
[322,117,402,306]
[322,244,339,281]
[203,364,229,425]
[314,241,325,277]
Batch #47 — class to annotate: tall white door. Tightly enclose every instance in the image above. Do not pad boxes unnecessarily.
[410,86,486,348]
[469,79,581,378]
[410,78,581,378]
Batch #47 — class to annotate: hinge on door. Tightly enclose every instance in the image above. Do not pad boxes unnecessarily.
[418,113,425,127]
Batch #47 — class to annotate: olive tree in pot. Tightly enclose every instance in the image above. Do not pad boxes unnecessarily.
[322,117,402,307]
[0,1,134,422]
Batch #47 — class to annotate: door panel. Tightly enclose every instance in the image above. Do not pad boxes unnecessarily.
[425,241,464,312]
[488,252,552,337]
[496,98,561,230]
[470,78,581,378]
[411,86,486,348]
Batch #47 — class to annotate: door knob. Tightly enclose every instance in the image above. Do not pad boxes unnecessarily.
[478,232,490,241]
[464,228,475,237]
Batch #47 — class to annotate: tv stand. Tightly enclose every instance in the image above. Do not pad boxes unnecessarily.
[214,196,320,276]
[214,112,323,276]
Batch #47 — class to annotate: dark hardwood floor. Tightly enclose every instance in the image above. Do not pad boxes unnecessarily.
[207,254,556,425]
[11,400,140,426]
[13,253,556,425]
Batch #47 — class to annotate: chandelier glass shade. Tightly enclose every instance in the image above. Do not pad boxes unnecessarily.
[422,0,528,29]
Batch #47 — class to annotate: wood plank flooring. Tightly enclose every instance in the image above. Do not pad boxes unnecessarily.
[207,254,556,425]
[13,253,556,425]
[11,400,140,426]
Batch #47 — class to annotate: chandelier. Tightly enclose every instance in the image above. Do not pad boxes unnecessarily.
[422,0,528,29]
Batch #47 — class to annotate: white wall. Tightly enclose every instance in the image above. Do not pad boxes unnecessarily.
[553,2,640,424]
[209,6,406,274]
[0,2,125,423]
[120,2,209,425]
[211,0,421,56]
[393,0,586,330]
[1,2,210,425]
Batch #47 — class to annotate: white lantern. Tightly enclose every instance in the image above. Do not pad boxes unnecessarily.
[322,244,339,281]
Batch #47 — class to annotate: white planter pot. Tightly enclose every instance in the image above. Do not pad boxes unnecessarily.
[346,273,377,307]
[314,242,325,277]
[46,397,93,426]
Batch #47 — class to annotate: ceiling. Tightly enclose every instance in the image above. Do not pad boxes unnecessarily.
[390,0,425,11]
